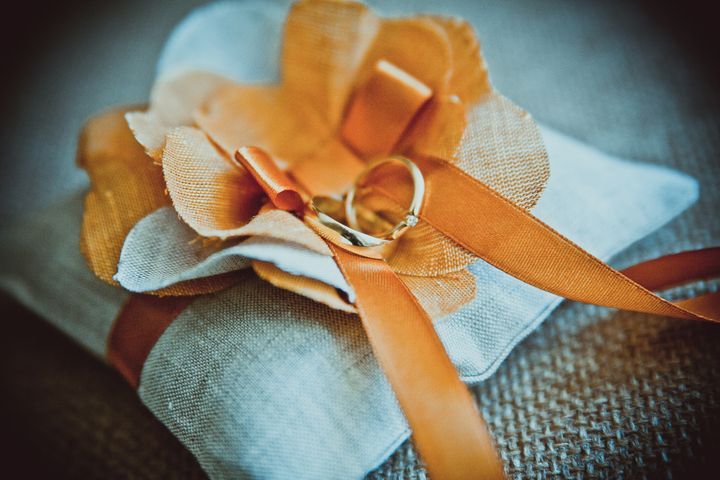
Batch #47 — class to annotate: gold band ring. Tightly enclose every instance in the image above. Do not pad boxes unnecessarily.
[309,156,424,253]
[344,156,424,240]
[309,195,392,248]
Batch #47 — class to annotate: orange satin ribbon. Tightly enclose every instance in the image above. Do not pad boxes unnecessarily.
[106,66,720,479]
[107,168,720,479]
[330,244,504,479]
[234,146,305,215]
[107,294,194,388]
[405,156,720,323]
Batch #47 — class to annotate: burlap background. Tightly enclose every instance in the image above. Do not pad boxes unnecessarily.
[1,0,719,478]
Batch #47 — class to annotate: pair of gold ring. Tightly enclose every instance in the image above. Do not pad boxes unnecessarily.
[310,156,424,250]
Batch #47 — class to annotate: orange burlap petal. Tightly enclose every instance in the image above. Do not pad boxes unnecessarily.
[429,15,491,105]
[452,93,549,211]
[389,221,478,276]
[252,260,356,313]
[353,89,548,278]
[356,17,452,96]
[399,268,477,320]
[79,107,240,296]
[377,14,545,277]
[196,83,366,196]
[348,182,477,276]
[397,95,467,162]
[126,71,235,160]
[290,137,366,196]
[162,126,267,238]
[282,0,380,128]
[196,85,330,168]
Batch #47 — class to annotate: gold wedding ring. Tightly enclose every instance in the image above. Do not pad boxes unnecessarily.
[309,156,424,251]
[310,195,392,248]
[345,156,424,240]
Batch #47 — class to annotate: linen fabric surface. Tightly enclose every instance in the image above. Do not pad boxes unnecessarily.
[0,0,712,479]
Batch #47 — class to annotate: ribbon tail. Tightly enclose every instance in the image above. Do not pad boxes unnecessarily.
[413,156,720,323]
[620,247,720,290]
[329,244,505,480]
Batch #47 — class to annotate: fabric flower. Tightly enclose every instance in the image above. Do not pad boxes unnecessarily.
[80,0,548,318]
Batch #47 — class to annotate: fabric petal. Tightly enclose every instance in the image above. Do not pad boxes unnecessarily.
[453,93,550,210]
[253,261,356,313]
[116,207,353,298]
[398,94,467,161]
[126,71,235,160]
[288,137,366,197]
[389,221,478,276]
[429,16,491,104]
[157,0,285,83]
[195,84,327,167]
[400,268,477,320]
[79,107,171,286]
[392,92,551,276]
[356,17,452,94]
[114,207,250,293]
[238,238,352,300]
[282,0,380,127]
[228,209,331,255]
[162,126,266,238]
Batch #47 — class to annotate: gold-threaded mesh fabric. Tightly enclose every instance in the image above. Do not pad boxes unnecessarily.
[455,93,549,211]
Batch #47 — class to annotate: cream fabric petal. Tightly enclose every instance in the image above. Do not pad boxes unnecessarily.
[237,238,353,300]
[80,108,246,296]
[253,261,356,313]
[124,110,167,162]
[227,209,331,255]
[282,0,380,127]
[116,207,353,299]
[156,0,285,83]
[162,126,266,238]
[115,207,251,292]
[126,71,236,160]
